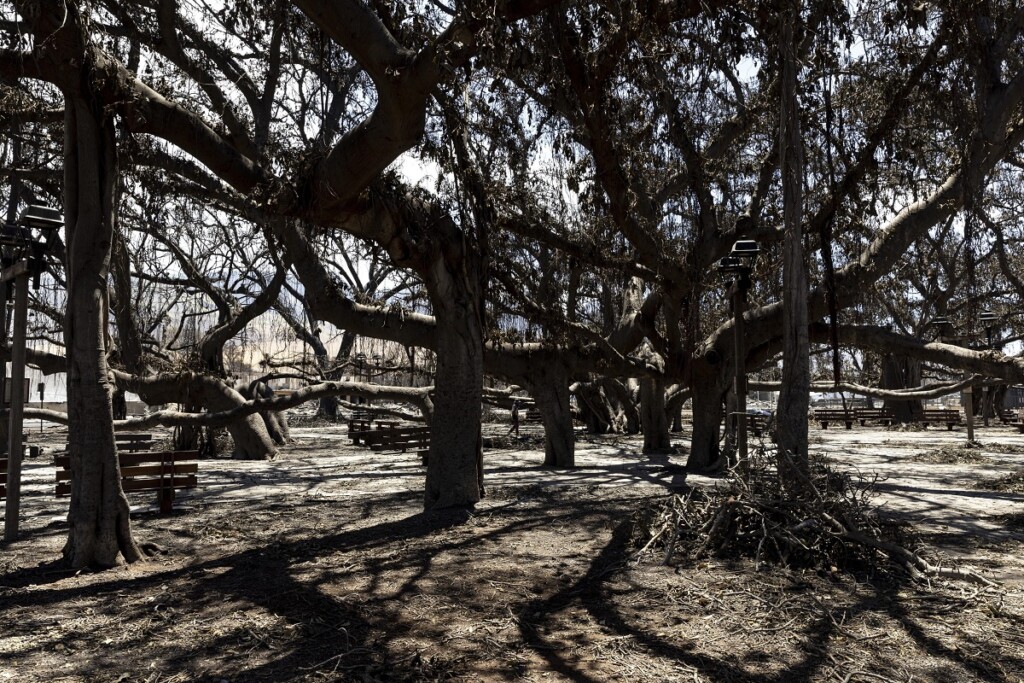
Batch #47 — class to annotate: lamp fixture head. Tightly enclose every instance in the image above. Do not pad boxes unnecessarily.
[718,255,748,274]
[730,240,760,258]
[978,309,999,326]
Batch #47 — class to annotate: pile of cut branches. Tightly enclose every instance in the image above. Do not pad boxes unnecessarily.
[633,447,996,586]
[911,442,989,464]
[977,468,1024,493]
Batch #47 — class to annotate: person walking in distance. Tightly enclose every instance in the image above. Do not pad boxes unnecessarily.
[508,400,521,437]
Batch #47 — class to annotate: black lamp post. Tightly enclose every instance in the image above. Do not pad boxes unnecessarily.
[3,203,62,541]
[979,309,999,426]
[355,352,368,406]
[719,239,760,468]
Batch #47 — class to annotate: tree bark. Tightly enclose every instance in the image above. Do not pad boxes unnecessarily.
[529,363,575,468]
[670,401,683,433]
[120,372,279,460]
[880,355,924,423]
[62,91,143,568]
[248,380,290,445]
[318,330,355,418]
[577,382,614,434]
[686,360,726,473]
[775,3,811,485]
[640,376,671,453]
[423,252,484,509]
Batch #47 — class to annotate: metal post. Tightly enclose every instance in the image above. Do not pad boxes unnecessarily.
[732,274,749,470]
[983,328,993,427]
[982,384,989,428]
[5,267,29,541]
[964,376,975,443]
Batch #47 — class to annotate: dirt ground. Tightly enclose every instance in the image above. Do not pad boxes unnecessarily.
[2,416,1023,682]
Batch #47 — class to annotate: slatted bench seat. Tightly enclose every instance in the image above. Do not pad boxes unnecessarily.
[67,433,157,453]
[855,408,894,426]
[366,426,431,451]
[813,409,855,429]
[996,408,1018,425]
[748,413,770,437]
[348,420,402,444]
[115,432,156,453]
[2,440,36,500]
[920,409,961,430]
[351,424,431,465]
[728,412,771,438]
[55,450,199,513]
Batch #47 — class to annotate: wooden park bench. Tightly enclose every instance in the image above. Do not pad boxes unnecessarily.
[348,420,402,445]
[115,432,156,453]
[855,408,894,426]
[729,412,771,438]
[747,412,770,437]
[920,409,962,430]
[813,409,855,429]
[1,439,37,501]
[1006,409,1024,433]
[348,423,431,465]
[995,407,1017,425]
[55,449,199,513]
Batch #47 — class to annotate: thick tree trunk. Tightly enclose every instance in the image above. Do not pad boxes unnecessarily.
[196,380,278,459]
[124,373,279,460]
[62,94,143,568]
[640,376,671,453]
[173,406,202,452]
[881,355,923,423]
[318,330,354,418]
[614,379,641,434]
[670,402,683,433]
[423,257,484,509]
[775,4,811,485]
[577,382,614,434]
[251,381,290,444]
[686,361,726,472]
[530,363,575,468]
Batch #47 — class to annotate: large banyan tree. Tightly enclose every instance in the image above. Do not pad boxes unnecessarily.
[3,0,1024,567]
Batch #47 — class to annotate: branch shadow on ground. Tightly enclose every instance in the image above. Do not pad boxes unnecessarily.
[2,483,1021,682]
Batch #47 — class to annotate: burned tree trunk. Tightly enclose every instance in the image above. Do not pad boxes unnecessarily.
[640,376,671,454]
[527,361,575,468]
[62,89,143,568]
[686,359,727,473]
[577,382,615,434]
[246,380,290,445]
[318,330,355,418]
[775,3,811,485]
[880,355,924,423]
[423,251,485,509]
